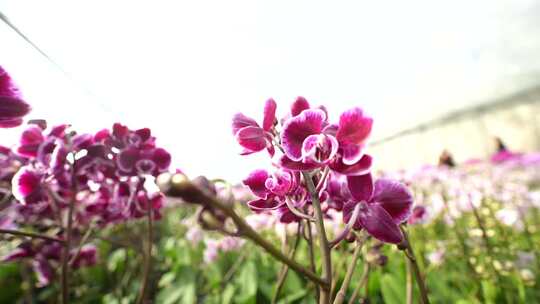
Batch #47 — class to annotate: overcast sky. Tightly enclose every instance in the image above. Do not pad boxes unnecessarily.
[1,0,540,181]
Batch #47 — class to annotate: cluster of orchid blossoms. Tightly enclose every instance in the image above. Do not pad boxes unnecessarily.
[390,153,540,285]
[0,66,171,302]
[158,97,428,304]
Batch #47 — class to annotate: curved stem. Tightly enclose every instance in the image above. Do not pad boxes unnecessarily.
[137,209,154,304]
[0,228,64,243]
[347,262,370,304]
[162,176,328,288]
[333,238,364,304]
[316,167,330,192]
[69,226,94,265]
[400,226,430,304]
[303,171,332,304]
[285,197,315,222]
[329,204,360,248]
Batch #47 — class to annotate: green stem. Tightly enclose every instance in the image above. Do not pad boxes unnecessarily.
[333,239,364,304]
[400,226,430,304]
[347,262,370,304]
[0,228,64,243]
[303,171,333,304]
[136,208,154,304]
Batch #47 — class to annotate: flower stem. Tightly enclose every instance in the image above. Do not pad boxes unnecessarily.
[162,175,328,288]
[406,256,413,304]
[272,224,301,304]
[303,171,332,304]
[400,226,430,304]
[61,198,75,304]
[137,208,154,304]
[306,219,320,302]
[347,262,370,304]
[0,228,64,243]
[333,237,365,304]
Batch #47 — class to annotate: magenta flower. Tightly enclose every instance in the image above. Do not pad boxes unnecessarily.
[279,104,373,175]
[232,98,277,156]
[0,66,31,128]
[343,173,413,244]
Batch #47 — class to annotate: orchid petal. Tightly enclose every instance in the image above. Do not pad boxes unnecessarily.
[235,126,268,153]
[346,173,374,202]
[278,155,323,171]
[301,134,339,165]
[290,96,310,116]
[357,202,403,244]
[281,109,326,161]
[336,107,373,145]
[247,197,282,212]
[242,169,270,198]
[330,154,373,176]
[232,113,259,135]
[372,179,413,224]
[262,98,277,131]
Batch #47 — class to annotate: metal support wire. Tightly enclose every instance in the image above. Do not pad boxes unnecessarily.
[0,10,114,114]
[371,84,540,147]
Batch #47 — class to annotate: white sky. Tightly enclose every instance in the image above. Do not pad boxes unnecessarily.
[1,0,540,182]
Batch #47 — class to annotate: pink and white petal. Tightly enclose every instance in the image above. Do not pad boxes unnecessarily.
[336,107,373,145]
[372,179,413,224]
[358,203,403,244]
[48,124,70,138]
[235,126,268,153]
[242,169,270,198]
[262,98,277,131]
[346,173,374,202]
[330,154,372,176]
[322,124,338,137]
[281,109,326,161]
[12,166,43,203]
[232,113,259,135]
[278,155,323,171]
[340,143,366,165]
[290,96,311,116]
[301,134,339,165]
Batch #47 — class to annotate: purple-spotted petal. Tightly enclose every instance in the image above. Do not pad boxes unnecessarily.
[357,202,403,244]
[301,134,338,165]
[336,107,373,145]
[278,155,323,171]
[242,169,270,198]
[281,109,326,161]
[262,98,277,131]
[291,96,310,116]
[346,173,374,202]
[235,126,268,154]
[330,154,373,176]
[232,113,259,135]
[372,179,413,224]
[247,197,282,212]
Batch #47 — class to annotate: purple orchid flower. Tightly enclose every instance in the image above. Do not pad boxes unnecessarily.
[0,66,31,128]
[232,98,277,156]
[279,104,373,175]
[343,173,413,244]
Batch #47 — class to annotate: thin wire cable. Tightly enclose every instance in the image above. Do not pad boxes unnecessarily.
[0,10,114,114]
